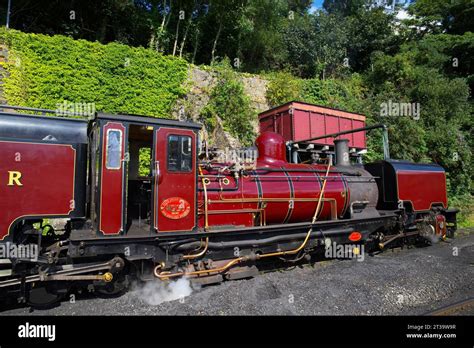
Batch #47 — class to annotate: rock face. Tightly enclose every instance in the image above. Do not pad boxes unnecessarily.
[241,75,269,115]
[211,115,241,150]
[171,66,269,150]
[172,67,217,123]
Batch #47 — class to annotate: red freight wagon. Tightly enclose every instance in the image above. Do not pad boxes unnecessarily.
[259,101,366,149]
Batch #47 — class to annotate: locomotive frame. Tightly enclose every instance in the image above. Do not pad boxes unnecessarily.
[0,104,458,305]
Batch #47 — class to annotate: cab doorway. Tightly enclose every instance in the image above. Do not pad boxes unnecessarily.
[126,124,153,235]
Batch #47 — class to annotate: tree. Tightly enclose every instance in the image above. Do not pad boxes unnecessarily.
[365,47,473,195]
[346,7,401,72]
[408,0,474,35]
[322,0,367,17]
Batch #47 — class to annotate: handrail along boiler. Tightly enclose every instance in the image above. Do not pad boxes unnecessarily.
[0,102,458,304]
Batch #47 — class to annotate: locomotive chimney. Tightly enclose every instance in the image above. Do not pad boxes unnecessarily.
[334,139,350,166]
[256,132,287,165]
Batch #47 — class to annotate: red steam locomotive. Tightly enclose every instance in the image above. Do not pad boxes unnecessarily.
[0,102,457,305]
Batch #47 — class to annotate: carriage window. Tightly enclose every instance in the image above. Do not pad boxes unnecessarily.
[106,129,122,170]
[168,135,192,172]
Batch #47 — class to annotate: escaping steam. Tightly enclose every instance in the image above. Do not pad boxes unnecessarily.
[424,234,442,244]
[132,278,194,306]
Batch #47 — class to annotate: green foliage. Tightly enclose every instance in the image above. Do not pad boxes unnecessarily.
[0,28,188,117]
[265,71,303,108]
[139,147,151,177]
[266,71,367,112]
[282,11,350,79]
[408,0,474,35]
[200,59,256,146]
[301,74,366,113]
[323,0,367,17]
[365,41,473,194]
[237,0,290,73]
[346,8,401,72]
[448,194,474,228]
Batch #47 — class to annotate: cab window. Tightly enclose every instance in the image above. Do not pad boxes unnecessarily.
[168,135,192,172]
[106,129,122,170]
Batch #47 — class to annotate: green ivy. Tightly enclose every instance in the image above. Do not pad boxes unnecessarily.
[265,71,303,108]
[301,74,367,113]
[0,28,188,118]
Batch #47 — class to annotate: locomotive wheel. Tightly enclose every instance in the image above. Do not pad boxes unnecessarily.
[96,274,130,296]
[27,283,69,309]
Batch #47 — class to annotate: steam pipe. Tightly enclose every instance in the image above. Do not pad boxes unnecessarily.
[182,237,209,260]
[175,228,354,251]
[198,167,209,229]
[288,123,390,160]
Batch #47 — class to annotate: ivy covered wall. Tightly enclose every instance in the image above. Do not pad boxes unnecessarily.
[0,28,188,118]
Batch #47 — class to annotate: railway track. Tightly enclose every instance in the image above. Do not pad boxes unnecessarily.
[425,297,474,316]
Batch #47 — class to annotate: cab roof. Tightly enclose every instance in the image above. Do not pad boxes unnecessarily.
[97,112,201,130]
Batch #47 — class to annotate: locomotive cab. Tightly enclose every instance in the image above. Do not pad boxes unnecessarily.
[89,113,200,237]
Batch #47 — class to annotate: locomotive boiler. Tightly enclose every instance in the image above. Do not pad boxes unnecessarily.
[198,132,379,229]
[0,102,458,306]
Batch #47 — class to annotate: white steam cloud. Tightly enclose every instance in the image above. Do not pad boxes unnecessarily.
[425,234,441,244]
[131,278,194,306]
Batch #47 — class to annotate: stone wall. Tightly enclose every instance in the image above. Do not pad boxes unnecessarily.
[172,66,269,149]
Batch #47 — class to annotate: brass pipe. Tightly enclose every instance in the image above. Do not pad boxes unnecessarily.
[182,237,209,260]
[201,209,264,213]
[154,163,335,281]
[312,159,332,224]
[200,175,345,179]
[154,230,312,280]
[379,231,419,249]
[260,161,332,261]
[261,160,332,261]
[154,257,244,280]
[199,166,209,229]
[257,230,312,259]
